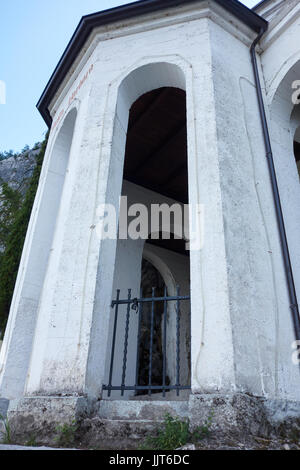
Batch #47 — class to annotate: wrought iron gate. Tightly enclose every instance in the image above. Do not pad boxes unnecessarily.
[103,287,191,398]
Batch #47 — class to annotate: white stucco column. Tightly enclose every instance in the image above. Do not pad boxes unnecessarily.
[0,107,79,399]
[187,26,236,395]
[24,74,115,398]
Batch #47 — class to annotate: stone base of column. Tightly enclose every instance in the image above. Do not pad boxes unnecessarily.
[3,393,300,448]
[6,396,96,446]
[189,393,300,439]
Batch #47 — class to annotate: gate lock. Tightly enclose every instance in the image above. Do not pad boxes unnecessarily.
[131,298,139,311]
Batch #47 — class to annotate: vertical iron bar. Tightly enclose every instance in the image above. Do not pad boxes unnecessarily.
[121,289,131,397]
[148,287,155,396]
[107,290,120,398]
[176,286,181,397]
[163,286,167,398]
[135,288,143,392]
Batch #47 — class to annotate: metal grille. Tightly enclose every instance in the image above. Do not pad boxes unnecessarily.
[103,287,191,398]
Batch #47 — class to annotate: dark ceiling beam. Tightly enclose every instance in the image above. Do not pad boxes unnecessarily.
[131,122,186,175]
[294,141,300,162]
[146,237,190,257]
[124,175,187,203]
[164,163,187,187]
[128,88,170,133]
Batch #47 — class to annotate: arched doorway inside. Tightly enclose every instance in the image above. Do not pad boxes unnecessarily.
[136,239,191,398]
[137,258,166,394]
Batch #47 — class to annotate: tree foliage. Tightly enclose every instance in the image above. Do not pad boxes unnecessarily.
[0,145,32,162]
[0,136,48,335]
[0,150,18,161]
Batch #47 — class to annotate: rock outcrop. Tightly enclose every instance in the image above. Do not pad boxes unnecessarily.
[0,147,40,194]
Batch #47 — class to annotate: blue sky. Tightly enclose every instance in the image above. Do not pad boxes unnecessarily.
[0,0,258,153]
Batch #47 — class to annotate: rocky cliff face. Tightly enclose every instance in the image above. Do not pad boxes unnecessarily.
[0,147,40,194]
[0,146,40,256]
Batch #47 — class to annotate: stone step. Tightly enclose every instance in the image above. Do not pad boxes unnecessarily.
[86,399,191,449]
[98,399,189,421]
[79,417,161,450]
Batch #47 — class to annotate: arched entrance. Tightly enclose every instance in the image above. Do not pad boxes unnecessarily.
[0,107,78,398]
[269,59,300,306]
[103,83,191,399]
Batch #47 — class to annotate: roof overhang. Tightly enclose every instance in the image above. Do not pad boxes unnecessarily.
[37,0,268,127]
[253,0,271,12]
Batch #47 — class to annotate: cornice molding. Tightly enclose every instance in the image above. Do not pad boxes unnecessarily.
[37,0,267,127]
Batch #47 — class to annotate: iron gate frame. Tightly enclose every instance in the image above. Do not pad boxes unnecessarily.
[102,286,191,398]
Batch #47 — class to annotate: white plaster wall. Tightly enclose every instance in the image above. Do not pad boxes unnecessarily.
[209,12,300,399]
[210,18,286,398]
[258,9,300,399]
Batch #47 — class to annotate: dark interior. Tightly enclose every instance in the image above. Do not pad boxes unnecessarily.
[294,141,300,177]
[146,233,188,257]
[123,87,189,256]
[123,87,188,204]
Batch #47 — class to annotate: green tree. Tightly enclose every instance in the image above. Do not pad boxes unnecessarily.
[0,150,17,161]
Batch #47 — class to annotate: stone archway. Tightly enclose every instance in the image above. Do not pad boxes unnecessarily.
[102,75,192,399]
[0,107,79,398]
[269,59,300,305]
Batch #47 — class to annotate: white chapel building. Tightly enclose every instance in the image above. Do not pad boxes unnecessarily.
[1,0,300,435]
